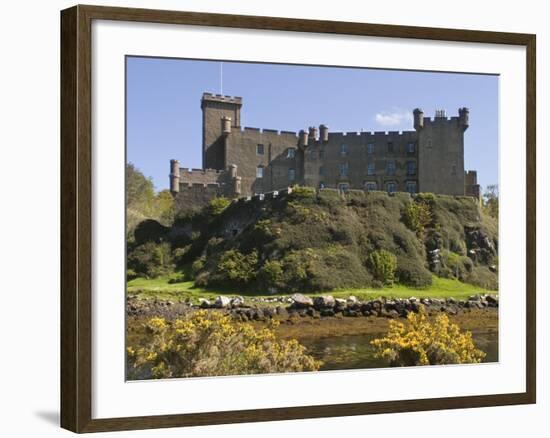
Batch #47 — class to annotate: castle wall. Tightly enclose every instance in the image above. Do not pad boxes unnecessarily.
[417,116,466,195]
[225,128,301,196]
[304,130,419,192]
[173,183,221,212]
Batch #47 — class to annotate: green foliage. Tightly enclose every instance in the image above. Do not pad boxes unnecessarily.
[126,164,175,241]
[289,185,317,202]
[371,306,486,366]
[395,256,432,287]
[483,184,499,219]
[133,219,170,245]
[126,163,155,214]
[368,249,397,285]
[127,312,321,379]
[257,260,284,290]
[207,196,231,216]
[403,199,432,237]
[127,242,174,279]
[212,250,258,287]
[191,256,206,278]
[128,187,497,292]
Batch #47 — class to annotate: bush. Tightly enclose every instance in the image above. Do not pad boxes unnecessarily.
[133,219,170,245]
[371,306,486,366]
[191,256,206,278]
[207,197,231,216]
[368,249,397,285]
[127,242,174,278]
[127,311,321,379]
[211,250,258,287]
[257,260,284,290]
[403,199,432,237]
[396,256,433,287]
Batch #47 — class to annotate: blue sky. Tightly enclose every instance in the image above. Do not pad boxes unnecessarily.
[126,57,498,192]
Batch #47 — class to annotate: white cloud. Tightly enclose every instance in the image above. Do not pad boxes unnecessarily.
[374,109,413,127]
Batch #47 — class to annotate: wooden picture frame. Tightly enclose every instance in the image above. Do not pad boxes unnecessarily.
[61,4,536,433]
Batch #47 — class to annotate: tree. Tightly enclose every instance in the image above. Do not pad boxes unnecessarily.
[126,163,155,214]
[483,184,499,219]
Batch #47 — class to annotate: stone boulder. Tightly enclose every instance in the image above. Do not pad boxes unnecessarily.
[215,296,231,308]
[198,298,211,308]
[313,295,335,310]
[291,293,313,308]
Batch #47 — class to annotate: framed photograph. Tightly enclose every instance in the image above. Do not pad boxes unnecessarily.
[60,4,536,433]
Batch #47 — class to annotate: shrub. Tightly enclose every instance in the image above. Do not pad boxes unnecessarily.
[403,199,432,237]
[289,185,316,202]
[371,306,486,366]
[191,256,206,278]
[212,250,258,287]
[127,241,174,278]
[396,256,433,287]
[207,197,231,216]
[133,219,170,245]
[368,249,397,285]
[127,311,321,379]
[257,260,284,290]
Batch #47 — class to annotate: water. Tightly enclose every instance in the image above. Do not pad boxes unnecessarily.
[300,330,499,371]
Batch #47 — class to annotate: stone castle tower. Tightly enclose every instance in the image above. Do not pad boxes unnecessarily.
[170,92,480,211]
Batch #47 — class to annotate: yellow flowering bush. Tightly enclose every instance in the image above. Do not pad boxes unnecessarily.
[371,306,486,366]
[127,310,321,379]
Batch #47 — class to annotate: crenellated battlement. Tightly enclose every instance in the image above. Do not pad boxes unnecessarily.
[238,126,298,137]
[201,92,242,105]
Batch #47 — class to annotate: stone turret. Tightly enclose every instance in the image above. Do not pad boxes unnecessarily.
[170,159,180,195]
[413,108,424,131]
[308,126,318,141]
[459,107,470,131]
[319,124,329,142]
[299,129,309,148]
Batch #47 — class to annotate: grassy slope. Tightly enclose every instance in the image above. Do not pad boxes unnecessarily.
[127,275,496,302]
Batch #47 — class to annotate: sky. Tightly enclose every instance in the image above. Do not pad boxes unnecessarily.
[126,57,498,192]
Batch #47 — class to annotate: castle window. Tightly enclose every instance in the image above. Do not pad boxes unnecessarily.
[367,143,375,154]
[406,181,417,194]
[386,182,397,193]
[319,166,324,176]
[367,162,375,176]
[340,162,349,177]
[287,148,296,159]
[387,142,394,153]
[427,139,433,149]
[365,182,377,192]
[256,166,264,178]
[407,142,416,154]
[309,148,316,159]
[451,164,457,176]
[256,144,264,155]
[386,161,396,176]
[319,147,325,158]
[288,168,296,181]
[340,144,348,156]
[406,161,416,176]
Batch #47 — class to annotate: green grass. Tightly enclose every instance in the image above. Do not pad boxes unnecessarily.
[127,275,496,303]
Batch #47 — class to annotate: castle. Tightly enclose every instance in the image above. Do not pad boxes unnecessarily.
[170,92,480,210]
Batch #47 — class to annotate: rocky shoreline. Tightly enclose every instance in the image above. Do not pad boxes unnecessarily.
[126,292,498,322]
